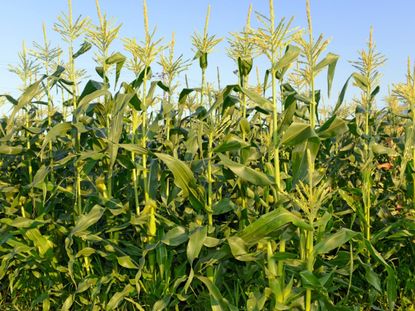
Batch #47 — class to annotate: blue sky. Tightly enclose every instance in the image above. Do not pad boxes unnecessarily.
[1,0,414,111]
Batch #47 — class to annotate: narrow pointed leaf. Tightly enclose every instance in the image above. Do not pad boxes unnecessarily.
[219,154,273,186]
[314,228,358,255]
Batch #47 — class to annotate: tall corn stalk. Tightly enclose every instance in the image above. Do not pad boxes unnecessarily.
[8,42,40,212]
[88,0,121,199]
[251,0,297,306]
[393,58,415,208]
[158,33,190,144]
[351,28,385,244]
[31,24,62,184]
[158,33,190,202]
[227,5,256,227]
[192,5,221,227]
[54,0,89,214]
[294,0,339,308]
[123,0,163,216]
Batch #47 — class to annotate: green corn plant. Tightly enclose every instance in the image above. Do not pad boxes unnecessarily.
[158,32,190,143]
[191,4,222,171]
[192,5,222,110]
[350,28,385,244]
[251,0,296,195]
[123,0,164,216]
[87,0,121,86]
[249,0,302,306]
[8,42,40,211]
[393,58,415,208]
[54,0,90,214]
[191,4,222,227]
[228,4,256,123]
[158,33,190,207]
[31,23,62,184]
[87,0,123,199]
[290,0,339,308]
[8,41,40,90]
[227,5,257,228]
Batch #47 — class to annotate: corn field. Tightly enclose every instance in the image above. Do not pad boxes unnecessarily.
[0,0,414,310]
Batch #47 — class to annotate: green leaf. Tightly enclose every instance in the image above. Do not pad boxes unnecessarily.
[300,270,322,289]
[161,226,188,246]
[76,278,98,294]
[317,116,348,139]
[227,236,258,262]
[274,45,301,79]
[371,85,380,100]
[118,144,147,155]
[239,87,273,111]
[131,66,152,89]
[79,79,104,99]
[281,122,318,146]
[204,84,238,117]
[152,297,171,311]
[155,153,205,210]
[61,295,74,311]
[214,134,250,153]
[50,65,66,79]
[238,57,253,77]
[387,270,397,310]
[196,275,238,311]
[314,228,358,255]
[76,88,109,117]
[0,217,45,228]
[279,88,297,133]
[0,94,17,105]
[352,73,369,90]
[219,154,273,186]
[237,207,312,247]
[106,284,134,311]
[213,198,235,215]
[0,145,24,155]
[7,79,42,131]
[332,75,352,115]
[371,142,398,156]
[75,247,96,258]
[73,41,92,59]
[314,53,339,97]
[106,52,126,88]
[155,153,196,198]
[108,93,135,171]
[117,256,138,269]
[187,226,207,265]
[71,205,104,237]
[291,137,320,186]
[365,267,382,292]
[25,228,54,256]
[179,88,197,105]
[28,165,49,188]
[41,122,72,152]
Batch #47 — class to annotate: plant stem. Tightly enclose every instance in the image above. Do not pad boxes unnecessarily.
[305,148,314,311]
[270,0,281,195]
[207,130,213,227]
[142,69,149,205]
[66,2,82,215]
[305,229,314,311]
[42,24,55,183]
[131,82,140,214]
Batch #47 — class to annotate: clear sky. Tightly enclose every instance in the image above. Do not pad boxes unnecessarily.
[1,0,415,111]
